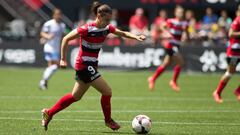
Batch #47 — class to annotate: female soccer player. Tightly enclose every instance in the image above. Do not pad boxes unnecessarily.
[41,2,146,131]
[148,6,189,92]
[213,9,240,103]
[39,9,66,90]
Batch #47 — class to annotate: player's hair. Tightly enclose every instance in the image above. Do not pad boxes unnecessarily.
[91,1,112,16]
[53,8,61,15]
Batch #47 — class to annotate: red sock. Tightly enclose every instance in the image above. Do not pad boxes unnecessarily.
[101,95,111,122]
[48,93,77,117]
[234,86,240,94]
[152,66,165,81]
[216,80,227,95]
[173,65,181,83]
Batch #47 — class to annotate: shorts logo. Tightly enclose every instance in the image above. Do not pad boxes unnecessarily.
[91,72,100,81]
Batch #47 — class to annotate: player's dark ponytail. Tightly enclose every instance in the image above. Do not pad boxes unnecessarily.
[92,1,102,16]
[92,1,112,16]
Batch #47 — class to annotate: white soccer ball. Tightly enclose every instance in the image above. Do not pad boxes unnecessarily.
[132,115,152,134]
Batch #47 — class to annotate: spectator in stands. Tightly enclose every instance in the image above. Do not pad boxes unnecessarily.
[185,10,197,39]
[107,9,121,45]
[151,9,167,44]
[199,7,218,46]
[129,8,149,35]
[208,23,227,45]
[86,13,95,23]
[110,9,118,27]
[203,7,218,25]
[218,10,232,31]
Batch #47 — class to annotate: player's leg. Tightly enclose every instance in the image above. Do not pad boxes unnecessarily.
[41,80,90,130]
[90,76,120,130]
[233,59,240,101]
[148,55,172,91]
[148,41,173,91]
[213,59,236,103]
[39,52,59,90]
[169,52,184,92]
[234,84,240,101]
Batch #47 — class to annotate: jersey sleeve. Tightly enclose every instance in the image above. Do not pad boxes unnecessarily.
[166,19,173,28]
[77,24,88,36]
[108,24,116,33]
[41,22,50,33]
[231,17,239,30]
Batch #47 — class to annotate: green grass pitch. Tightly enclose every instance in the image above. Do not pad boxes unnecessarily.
[0,67,239,135]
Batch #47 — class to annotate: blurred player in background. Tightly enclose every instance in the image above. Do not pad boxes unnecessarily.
[39,9,66,90]
[213,8,240,103]
[148,6,189,92]
[41,1,145,131]
[151,9,168,44]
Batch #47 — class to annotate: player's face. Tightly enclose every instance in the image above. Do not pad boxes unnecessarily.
[175,8,184,19]
[159,10,167,19]
[53,10,62,21]
[99,13,112,27]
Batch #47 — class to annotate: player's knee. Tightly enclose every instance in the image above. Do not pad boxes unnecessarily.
[71,93,82,101]
[51,64,58,71]
[102,88,112,96]
[162,61,170,67]
[73,96,81,101]
[224,71,233,79]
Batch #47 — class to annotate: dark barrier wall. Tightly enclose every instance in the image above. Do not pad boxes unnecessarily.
[0,40,239,72]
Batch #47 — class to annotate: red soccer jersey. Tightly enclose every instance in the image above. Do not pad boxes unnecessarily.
[227,16,240,57]
[166,18,188,41]
[129,15,148,30]
[154,17,165,26]
[75,22,116,70]
[151,17,170,41]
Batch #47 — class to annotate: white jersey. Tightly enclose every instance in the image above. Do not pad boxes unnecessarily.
[41,19,66,53]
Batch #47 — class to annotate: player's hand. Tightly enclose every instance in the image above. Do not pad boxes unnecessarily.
[60,59,67,69]
[47,34,54,40]
[137,35,146,42]
[162,31,173,39]
[39,38,47,45]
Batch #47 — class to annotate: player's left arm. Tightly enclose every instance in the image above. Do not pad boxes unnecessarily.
[229,28,240,38]
[113,28,146,42]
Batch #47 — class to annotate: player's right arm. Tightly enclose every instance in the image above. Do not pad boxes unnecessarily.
[40,22,54,40]
[40,32,54,40]
[229,28,240,38]
[60,29,79,68]
[160,20,172,39]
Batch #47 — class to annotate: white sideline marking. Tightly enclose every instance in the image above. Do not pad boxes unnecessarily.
[0,117,239,126]
[1,110,240,114]
[0,96,236,101]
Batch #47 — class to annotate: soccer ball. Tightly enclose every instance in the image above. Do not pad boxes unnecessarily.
[132,115,152,134]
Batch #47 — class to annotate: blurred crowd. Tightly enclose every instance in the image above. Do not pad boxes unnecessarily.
[73,6,238,47]
[0,6,238,47]
[126,7,235,47]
